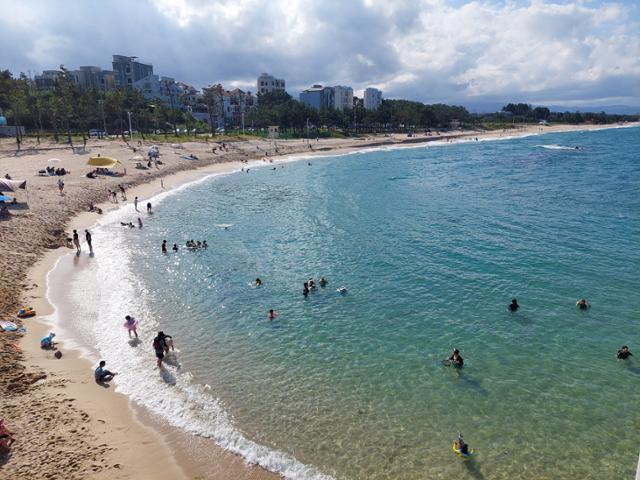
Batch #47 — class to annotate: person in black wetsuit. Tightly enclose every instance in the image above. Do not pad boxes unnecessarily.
[617,345,633,359]
[449,349,464,367]
[509,298,519,312]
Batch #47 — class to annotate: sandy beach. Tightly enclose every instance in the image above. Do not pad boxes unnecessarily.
[1,122,636,480]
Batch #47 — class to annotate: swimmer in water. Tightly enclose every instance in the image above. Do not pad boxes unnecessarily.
[337,286,347,294]
[255,278,262,287]
[576,298,590,310]
[448,349,464,367]
[617,345,633,359]
[172,243,178,252]
[319,277,328,287]
[454,433,470,455]
[268,309,278,321]
[303,282,310,296]
[509,298,519,312]
[308,277,316,289]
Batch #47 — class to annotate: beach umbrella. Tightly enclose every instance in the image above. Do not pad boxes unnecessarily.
[87,157,119,168]
[48,158,61,163]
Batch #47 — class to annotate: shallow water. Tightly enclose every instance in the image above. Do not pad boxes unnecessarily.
[54,127,639,479]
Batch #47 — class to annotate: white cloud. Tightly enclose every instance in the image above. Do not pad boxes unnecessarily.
[0,0,638,108]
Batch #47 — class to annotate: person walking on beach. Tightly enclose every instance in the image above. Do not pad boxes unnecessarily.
[134,196,139,211]
[85,229,93,255]
[162,240,167,254]
[72,229,81,254]
[153,331,174,368]
[119,184,127,201]
[57,178,64,195]
[147,202,152,214]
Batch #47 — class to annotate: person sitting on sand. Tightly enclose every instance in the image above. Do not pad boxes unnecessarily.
[0,419,15,452]
[124,315,138,338]
[454,433,469,455]
[319,277,328,287]
[617,345,633,360]
[94,360,117,382]
[576,298,590,310]
[40,332,56,349]
[268,309,278,321]
[448,349,464,367]
[509,298,519,312]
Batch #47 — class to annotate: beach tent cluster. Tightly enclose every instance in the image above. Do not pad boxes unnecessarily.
[0,178,27,205]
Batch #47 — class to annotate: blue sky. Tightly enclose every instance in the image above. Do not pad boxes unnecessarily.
[1,0,638,110]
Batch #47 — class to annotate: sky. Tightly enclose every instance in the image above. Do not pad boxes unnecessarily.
[1,0,639,111]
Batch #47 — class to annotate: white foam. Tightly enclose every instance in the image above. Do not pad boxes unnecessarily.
[536,144,579,150]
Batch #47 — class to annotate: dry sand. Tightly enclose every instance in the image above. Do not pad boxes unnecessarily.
[1,122,635,479]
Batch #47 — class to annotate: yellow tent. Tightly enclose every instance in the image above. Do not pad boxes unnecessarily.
[87,157,119,168]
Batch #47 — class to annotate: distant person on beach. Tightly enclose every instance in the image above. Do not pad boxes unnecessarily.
[448,349,464,367]
[617,345,633,359]
[124,315,138,338]
[94,360,117,382]
[40,332,56,349]
[147,202,152,214]
[119,184,127,200]
[303,282,310,296]
[57,178,64,195]
[172,243,178,252]
[509,298,519,312]
[85,229,93,255]
[576,298,590,310]
[162,240,167,253]
[134,196,139,211]
[72,230,81,254]
[268,309,278,321]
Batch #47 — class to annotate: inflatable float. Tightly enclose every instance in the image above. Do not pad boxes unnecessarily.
[17,307,36,318]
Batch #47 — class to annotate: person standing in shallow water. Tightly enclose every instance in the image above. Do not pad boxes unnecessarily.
[85,229,93,255]
[509,298,519,312]
[72,229,81,254]
[147,202,152,214]
[162,240,167,254]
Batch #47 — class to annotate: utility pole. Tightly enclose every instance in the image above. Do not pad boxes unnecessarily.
[127,111,133,140]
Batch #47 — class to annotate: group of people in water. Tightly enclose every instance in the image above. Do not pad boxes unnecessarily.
[160,239,208,253]
[303,277,328,296]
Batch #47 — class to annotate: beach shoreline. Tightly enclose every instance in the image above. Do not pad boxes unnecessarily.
[1,122,637,480]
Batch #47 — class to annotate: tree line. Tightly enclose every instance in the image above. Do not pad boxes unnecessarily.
[0,69,637,150]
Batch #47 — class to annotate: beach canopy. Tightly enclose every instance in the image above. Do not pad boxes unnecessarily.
[87,157,119,168]
[0,179,27,192]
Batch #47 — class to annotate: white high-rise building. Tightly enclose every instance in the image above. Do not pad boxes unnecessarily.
[257,73,286,95]
[331,86,354,111]
[364,87,383,110]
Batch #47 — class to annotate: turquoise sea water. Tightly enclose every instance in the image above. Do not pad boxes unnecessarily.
[56,127,639,479]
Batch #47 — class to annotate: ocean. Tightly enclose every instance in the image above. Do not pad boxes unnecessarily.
[49,126,639,479]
